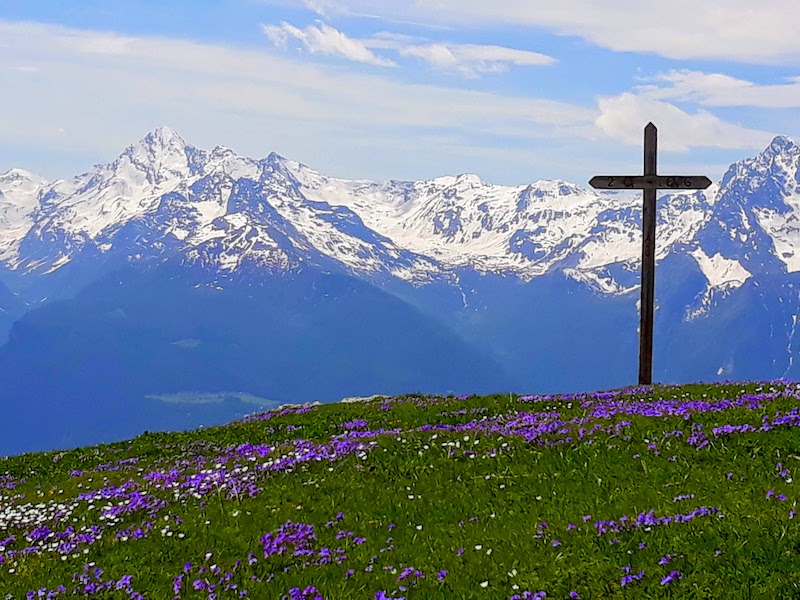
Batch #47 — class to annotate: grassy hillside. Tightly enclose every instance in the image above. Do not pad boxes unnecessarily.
[2,382,800,598]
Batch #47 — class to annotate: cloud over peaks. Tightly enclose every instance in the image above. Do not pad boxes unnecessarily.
[639,70,800,109]
[262,21,396,67]
[397,43,555,77]
[595,93,774,152]
[267,0,800,65]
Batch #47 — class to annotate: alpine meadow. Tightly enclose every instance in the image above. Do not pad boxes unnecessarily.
[4,384,800,598]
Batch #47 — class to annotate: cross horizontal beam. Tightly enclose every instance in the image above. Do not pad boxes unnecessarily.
[589,175,712,190]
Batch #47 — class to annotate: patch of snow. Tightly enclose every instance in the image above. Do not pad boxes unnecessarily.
[755,200,800,273]
[41,254,71,274]
[563,268,637,296]
[340,394,387,404]
[690,248,751,290]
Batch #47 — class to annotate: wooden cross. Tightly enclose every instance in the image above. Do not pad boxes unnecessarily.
[589,123,712,386]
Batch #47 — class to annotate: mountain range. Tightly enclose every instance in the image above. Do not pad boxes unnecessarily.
[1,127,799,455]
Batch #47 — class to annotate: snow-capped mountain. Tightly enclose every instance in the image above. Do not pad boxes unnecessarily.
[289,160,722,294]
[2,127,800,456]
[285,139,795,299]
[0,127,440,287]
[4,127,795,302]
[696,135,800,277]
[1,129,798,298]
[0,125,797,333]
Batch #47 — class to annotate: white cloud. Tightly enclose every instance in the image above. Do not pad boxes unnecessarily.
[294,0,453,29]
[638,70,800,109]
[262,21,396,67]
[263,0,800,64]
[263,21,555,77]
[302,0,339,17]
[595,93,774,151]
[398,43,555,77]
[363,31,421,48]
[0,20,595,183]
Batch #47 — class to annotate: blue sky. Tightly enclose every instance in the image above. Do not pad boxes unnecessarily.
[1,0,798,186]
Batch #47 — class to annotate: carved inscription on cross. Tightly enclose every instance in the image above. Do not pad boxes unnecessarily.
[589,123,712,386]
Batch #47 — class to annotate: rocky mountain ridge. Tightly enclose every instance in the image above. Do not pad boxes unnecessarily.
[3,128,796,305]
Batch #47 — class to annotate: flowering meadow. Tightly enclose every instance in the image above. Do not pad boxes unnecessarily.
[2,382,800,598]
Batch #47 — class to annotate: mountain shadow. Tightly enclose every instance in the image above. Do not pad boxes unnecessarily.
[0,263,516,456]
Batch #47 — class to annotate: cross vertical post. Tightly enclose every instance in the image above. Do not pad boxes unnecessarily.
[639,123,657,385]
[588,123,711,387]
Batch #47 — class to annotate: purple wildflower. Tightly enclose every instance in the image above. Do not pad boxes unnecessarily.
[661,570,682,585]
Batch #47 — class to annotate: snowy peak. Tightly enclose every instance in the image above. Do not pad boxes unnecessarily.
[0,168,48,189]
[761,135,799,162]
[527,179,588,198]
[265,151,288,164]
[114,126,192,184]
[144,125,185,147]
[698,134,800,278]
[0,169,47,261]
[0,168,47,220]
[719,134,798,201]
[201,146,262,181]
[424,173,484,189]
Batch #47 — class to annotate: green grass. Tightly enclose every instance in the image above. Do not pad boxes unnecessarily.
[2,381,800,598]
